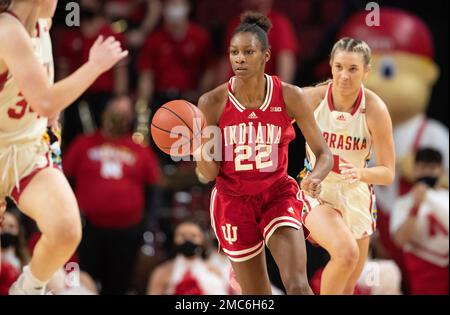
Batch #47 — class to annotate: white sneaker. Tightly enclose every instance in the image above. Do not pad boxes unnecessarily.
[9,273,46,295]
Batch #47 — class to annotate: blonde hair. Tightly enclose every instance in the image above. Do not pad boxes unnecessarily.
[330,37,372,66]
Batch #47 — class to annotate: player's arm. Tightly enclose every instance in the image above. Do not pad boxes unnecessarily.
[284,83,333,194]
[43,18,60,127]
[0,199,6,218]
[0,17,128,118]
[355,90,395,185]
[301,84,328,111]
[194,85,226,183]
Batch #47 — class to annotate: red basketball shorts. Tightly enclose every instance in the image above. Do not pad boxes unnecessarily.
[209,176,318,262]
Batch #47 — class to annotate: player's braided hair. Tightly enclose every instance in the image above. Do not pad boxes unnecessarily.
[233,11,272,51]
[0,0,11,13]
[331,37,372,66]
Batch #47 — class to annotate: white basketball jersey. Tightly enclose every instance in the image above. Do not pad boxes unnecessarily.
[390,189,449,267]
[0,18,53,147]
[306,82,372,173]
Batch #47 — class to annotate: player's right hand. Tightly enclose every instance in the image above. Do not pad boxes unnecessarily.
[300,176,322,198]
[89,35,129,74]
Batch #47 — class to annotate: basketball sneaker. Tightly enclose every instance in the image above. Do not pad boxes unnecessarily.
[8,266,47,295]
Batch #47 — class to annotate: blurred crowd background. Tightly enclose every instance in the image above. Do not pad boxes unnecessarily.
[1,0,448,295]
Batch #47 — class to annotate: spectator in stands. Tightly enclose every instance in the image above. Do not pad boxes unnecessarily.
[390,148,449,294]
[0,207,30,294]
[56,0,129,146]
[217,0,299,83]
[1,208,30,272]
[137,0,215,109]
[146,219,229,294]
[63,95,161,294]
[103,0,163,48]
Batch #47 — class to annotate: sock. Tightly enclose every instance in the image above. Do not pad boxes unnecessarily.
[19,265,48,294]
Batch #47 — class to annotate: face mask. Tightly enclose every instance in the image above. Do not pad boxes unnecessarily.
[164,4,189,23]
[417,176,439,188]
[1,232,18,248]
[175,240,202,258]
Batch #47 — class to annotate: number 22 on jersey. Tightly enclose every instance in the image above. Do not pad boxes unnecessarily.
[234,144,273,171]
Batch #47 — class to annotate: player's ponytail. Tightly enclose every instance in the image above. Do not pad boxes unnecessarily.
[0,0,12,13]
[233,11,272,50]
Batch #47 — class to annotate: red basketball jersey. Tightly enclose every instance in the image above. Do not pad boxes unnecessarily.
[215,74,295,196]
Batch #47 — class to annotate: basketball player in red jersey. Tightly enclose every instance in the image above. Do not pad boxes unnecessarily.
[194,12,333,295]
[301,38,395,294]
[0,0,127,294]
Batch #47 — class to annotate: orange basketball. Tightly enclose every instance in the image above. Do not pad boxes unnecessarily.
[150,100,205,156]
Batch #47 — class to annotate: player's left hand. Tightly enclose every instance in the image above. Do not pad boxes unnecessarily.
[340,162,362,183]
[301,176,322,198]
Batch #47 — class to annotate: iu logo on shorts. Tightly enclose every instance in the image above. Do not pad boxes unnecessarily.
[222,224,238,245]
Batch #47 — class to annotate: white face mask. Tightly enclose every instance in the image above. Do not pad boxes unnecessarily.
[164,4,189,23]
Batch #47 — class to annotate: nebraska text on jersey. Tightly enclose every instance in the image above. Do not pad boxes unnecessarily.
[322,131,368,151]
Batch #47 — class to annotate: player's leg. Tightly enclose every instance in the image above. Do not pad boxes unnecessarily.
[266,226,313,295]
[12,167,81,293]
[211,187,271,294]
[342,236,370,294]
[304,205,359,294]
[229,249,272,295]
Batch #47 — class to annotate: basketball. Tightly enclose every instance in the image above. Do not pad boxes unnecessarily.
[150,100,205,156]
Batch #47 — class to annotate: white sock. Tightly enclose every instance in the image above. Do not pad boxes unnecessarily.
[19,265,48,294]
